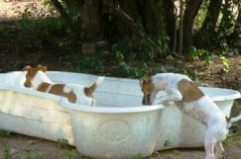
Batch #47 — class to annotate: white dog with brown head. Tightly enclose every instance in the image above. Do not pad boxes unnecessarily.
[23,65,104,106]
[140,73,241,159]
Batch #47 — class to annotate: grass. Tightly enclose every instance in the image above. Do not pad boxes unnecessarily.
[64,150,91,159]
[166,150,180,159]
[0,130,11,138]
[223,123,241,147]
[57,138,71,149]
[3,146,12,159]
[21,154,44,159]
[132,154,143,159]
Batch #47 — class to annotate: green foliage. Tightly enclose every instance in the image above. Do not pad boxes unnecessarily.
[69,50,150,78]
[45,0,82,37]
[70,53,105,74]
[65,151,77,159]
[223,124,241,147]
[110,30,169,77]
[57,138,70,149]
[184,69,199,81]
[41,0,241,57]
[219,37,236,55]
[0,130,11,138]
[3,146,12,159]
[65,150,90,159]
[219,2,236,35]
[220,56,230,73]
[0,27,12,39]
[132,153,143,159]
[190,47,214,66]
[17,15,65,41]
[115,51,150,78]
[118,62,150,78]
[217,1,240,54]
[190,47,210,61]
[223,102,241,147]
[21,154,44,159]
[166,150,179,159]
[112,33,169,61]
[43,0,52,5]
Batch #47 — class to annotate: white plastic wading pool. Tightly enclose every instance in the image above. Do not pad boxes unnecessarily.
[0,71,240,159]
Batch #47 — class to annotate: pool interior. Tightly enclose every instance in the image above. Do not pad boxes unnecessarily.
[93,86,239,108]
[95,91,143,107]
[0,71,239,108]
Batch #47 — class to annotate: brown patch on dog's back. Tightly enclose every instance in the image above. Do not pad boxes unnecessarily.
[178,79,204,102]
[37,82,51,92]
[48,84,77,103]
[49,84,65,96]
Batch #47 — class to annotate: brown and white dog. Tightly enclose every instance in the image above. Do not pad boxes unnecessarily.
[23,65,104,106]
[140,73,241,159]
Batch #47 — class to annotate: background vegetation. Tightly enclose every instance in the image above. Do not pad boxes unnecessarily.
[47,0,241,56]
[1,0,240,78]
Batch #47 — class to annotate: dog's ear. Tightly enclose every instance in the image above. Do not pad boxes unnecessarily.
[37,64,47,72]
[23,65,32,71]
[140,76,151,87]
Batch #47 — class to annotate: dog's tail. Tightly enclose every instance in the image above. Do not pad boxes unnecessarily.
[227,112,241,128]
[84,76,105,96]
[94,76,105,87]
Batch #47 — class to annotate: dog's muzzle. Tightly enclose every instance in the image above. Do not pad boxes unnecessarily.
[142,95,151,105]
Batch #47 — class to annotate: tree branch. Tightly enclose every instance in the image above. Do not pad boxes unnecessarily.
[102,0,138,29]
[50,0,74,32]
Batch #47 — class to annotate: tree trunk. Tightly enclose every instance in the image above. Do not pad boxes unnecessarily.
[200,0,222,33]
[218,0,233,34]
[178,0,184,55]
[193,0,222,49]
[234,6,241,32]
[51,0,75,32]
[137,0,163,35]
[229,3,241,39]
[52,0,170,55]
[102,0,140,41]
[228,3,241,50]
[80,0,104,42]
[160,0,176,50]
[182,0,203,55]
[103,0,166,44]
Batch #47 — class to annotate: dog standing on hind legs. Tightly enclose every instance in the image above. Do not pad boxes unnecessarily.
[140,73,241,159]
[23,65,104,106]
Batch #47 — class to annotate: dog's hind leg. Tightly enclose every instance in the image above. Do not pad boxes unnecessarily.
[205,131,216,159]
[205,143,215,159]
[215,141,224,159]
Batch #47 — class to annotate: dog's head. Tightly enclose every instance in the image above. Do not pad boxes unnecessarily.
[140,76,155,105]
[23,64,48,88]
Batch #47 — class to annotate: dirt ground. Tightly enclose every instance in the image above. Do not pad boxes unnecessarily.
[0,1,241,159]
